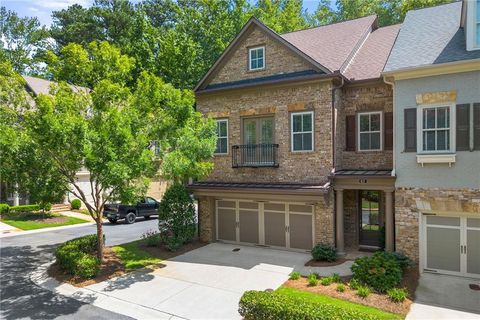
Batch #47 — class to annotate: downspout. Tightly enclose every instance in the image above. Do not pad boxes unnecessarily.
[331,73,345,175]
[383,75,396,177]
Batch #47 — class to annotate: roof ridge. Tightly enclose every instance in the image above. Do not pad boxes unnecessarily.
[340,24,374,74]
[280,14,377,36]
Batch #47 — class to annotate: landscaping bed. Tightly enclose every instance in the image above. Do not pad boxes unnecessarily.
[1,213,89,230]
[305,257,350,267]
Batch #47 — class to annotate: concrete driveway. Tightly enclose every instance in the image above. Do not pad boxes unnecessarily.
[407,273,480,319]
[84,243,310,319]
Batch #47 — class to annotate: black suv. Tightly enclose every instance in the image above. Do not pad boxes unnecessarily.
[103,197,159,224]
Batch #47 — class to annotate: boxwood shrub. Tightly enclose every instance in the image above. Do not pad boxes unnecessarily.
[311,243,337,262]
[71,199,82,210]
[238,290,383,320]
[55,234,103,279]
[351,251,402,293]
[0,203,9,214]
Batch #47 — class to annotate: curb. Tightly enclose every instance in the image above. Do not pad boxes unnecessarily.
[30,262,185,320]
[0,222,95,238]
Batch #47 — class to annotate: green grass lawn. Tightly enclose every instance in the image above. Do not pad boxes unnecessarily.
[276,287,403,320]
[1,215,89,230]
[112,241,162,270]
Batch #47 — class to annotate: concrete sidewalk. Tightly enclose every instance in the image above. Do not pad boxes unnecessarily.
[0,221,21,235]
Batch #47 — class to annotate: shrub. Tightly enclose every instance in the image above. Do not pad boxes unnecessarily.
[331,273,342,283]
[307,273,318,286]
[349,278,362,290]
[71,199,81,210]
[357,286,372,298]
[351,251,402,293]
[55,234,103,279]
[320,276,333,286]
[311,243,337,262]
[0,203,9,215]
[141,230,161,247]
[158,184,196,251]
[289,271,301,280]
[387,252,413,271]
[387,288,407,303]
[239,290,384,320]
[8,204,40,213]
[39,202,52,212]
[336,283,346,292]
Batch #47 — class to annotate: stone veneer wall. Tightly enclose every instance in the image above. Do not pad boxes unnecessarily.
[209,27,313,85]
[395,187,480,262]
[197,80,333,184]
[335,82,393,170]
[344,190,358,248]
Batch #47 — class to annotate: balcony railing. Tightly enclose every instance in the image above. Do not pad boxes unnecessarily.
[232,144,279,168]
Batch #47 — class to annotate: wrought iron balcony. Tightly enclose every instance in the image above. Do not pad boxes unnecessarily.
[232,144,279,168]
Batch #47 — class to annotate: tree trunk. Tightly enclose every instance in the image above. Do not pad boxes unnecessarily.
[96,218,104,262]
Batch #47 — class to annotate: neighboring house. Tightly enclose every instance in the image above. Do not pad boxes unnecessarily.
[189,16,401,254]
[0,76,168,207]
[383,1,480,278]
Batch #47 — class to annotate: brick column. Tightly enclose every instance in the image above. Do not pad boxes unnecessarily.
[335,188,345,254]
[385,189,394,252]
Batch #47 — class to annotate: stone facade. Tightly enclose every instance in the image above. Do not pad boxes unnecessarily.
[209,27,313,85]
[197,80,333,184]
[335,82,393,171]
[395,187,480,262]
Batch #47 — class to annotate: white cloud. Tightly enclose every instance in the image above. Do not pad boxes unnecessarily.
[28,7,40,12]
[35,0,90,9]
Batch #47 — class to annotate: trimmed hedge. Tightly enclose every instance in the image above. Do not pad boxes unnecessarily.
[0,203,9,214]
[239,290,383,320]
[55,234,103,279]
[71,199,82,210]
[8,204,40,213]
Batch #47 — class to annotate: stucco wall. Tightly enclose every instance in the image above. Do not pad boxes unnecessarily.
[394,71,480,188]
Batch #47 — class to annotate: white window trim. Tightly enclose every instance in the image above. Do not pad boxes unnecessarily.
[290,111,314,152]
[416,103,456,155]
[466,0,480,51]
[215,119,229,155]
[357,111,383,152]
[248,46,265,71]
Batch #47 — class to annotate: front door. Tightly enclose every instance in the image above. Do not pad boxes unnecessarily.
[359,191,382,247]
[243,117,274,165]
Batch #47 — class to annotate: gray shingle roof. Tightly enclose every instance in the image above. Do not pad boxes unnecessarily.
[22,76,89,96]
[384,1,480,72]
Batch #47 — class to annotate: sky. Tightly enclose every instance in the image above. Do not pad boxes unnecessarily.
[1,0,322,27]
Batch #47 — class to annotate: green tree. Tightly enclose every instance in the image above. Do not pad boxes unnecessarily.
[254,0,309,33]
[0,7,50,75]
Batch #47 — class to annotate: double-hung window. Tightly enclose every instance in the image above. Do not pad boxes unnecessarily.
[358,112,382,151]
[291,111,314,152]
[215,119,228,154]
[419,105,453,153]
[249,46,265,71]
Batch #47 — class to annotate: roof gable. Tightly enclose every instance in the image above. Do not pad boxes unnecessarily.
[194,17,331,92]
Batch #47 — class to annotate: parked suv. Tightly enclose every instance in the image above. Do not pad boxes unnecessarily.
[103,197,159,224]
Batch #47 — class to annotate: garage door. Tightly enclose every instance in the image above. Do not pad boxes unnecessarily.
[423,215,480,278]
[216,200,314,251]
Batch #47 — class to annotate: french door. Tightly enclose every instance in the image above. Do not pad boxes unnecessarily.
[422,215,480,278]
[243,117,274,165]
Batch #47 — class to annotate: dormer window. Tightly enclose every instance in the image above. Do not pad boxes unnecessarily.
[249,46,265,71]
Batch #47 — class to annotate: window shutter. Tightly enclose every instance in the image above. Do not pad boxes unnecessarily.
[384,112,393,150]
[474,103,480,151]
[404,108,416,152]
[345,115,356,151]
[456,104,470,151]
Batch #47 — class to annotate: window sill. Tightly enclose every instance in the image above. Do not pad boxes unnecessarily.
[416,154,456,167]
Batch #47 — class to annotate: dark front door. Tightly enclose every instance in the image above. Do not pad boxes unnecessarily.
[359,191,382,247]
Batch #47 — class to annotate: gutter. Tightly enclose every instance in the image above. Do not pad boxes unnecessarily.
[331,73,345,175]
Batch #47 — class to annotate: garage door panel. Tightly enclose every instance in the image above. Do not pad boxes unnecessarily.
[426,226,461,272]
[217,208,236,242]
[264,211,286,247]
[239,210,259,244]
[289,213,313,250]
[467,229,480,275]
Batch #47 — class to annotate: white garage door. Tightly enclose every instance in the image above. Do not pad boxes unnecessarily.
[422,215,480,278]
[216,200,314,251]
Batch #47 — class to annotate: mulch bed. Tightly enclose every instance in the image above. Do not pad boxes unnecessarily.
[48,240,208,288]
[305,257,350,267]
[284,270,418,316]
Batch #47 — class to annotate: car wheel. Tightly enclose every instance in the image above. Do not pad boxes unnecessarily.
[144,215,151,220]
[108,218,117,224]
[125,212,136,224]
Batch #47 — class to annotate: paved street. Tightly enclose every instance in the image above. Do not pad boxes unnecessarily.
[0,218,159,320]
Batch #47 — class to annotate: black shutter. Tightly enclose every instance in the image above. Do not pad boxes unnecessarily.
[404,108,416,152]
[474,103,480,151]
[456,104,470,151]
[346,115,356,151]
[384,112,393,150]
